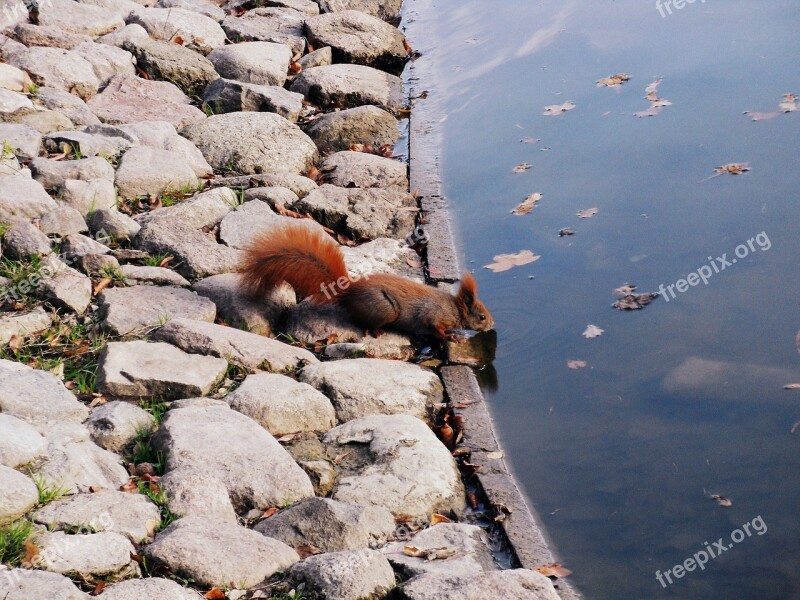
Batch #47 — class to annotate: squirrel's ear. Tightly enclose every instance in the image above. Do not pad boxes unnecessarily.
[458,274,477,306]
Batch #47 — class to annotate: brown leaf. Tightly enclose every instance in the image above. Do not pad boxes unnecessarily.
[158,256,174,268]
[276,433,299,443]
[576,207,598,218]
[536,563,573,579]
[512,162,531,173]
[714,163,750,175]
[92,277,112,297]
[796,330,800,354]
[22,539,39,567]
[484,250,540,273]
[466,491,478,509]
[711,494,733,507]
[289,61,302,74]
[261,507,279,519]
[88,395,107,408]
[402,545,456,561]
[203,589,226,600]
[430,513,452,525]
[543,101,575,116]
[558,228,575,236]
[173,35,184,46]
[636,79,672,117]
[597,73,630,87]
[567,360,587,370]
[120,478,138,493]
[511,193,542,215]
[612,293,659,311]
[7,334,23,351]
[295,544,321,559]
[334,450,352,464]
[613,283,637,296]
[89,581,106,596]
[582,324,604,339]
[403,36,413,54]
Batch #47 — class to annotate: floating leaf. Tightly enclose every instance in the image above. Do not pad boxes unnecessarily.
[597,73,630,87]
[576,207,598,218]
[511,193,542,215]
[710,494,733,507]
[791,421,800,434]
[520,136,540,144]
[783,384,800,390]
[512,162,532,173]
[745,93,798,121]
[636,79,671,118]
[567,360,587,369]
[613,283,637,296]
[613,293,659,311]
[558,228,575,237]
[714,163,750,175]
[543,101,575,116]
[484,250,540,273]
[582,324,604,339]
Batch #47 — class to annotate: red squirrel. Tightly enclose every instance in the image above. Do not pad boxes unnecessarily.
[240,222,494,339]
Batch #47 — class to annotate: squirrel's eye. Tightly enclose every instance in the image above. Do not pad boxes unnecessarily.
[480,314,486,321]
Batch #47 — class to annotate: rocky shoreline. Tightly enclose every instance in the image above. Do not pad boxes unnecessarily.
[0,0,568,598]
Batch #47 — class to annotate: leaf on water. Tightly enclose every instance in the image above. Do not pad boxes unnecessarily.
[796,330,800,354]
[511,193,542,215]
[558,228,575,237]
[583,324,604,339]
[512,162,532,173]
[567,360,587,369]
[484,250,540,273]
[543,101,575,116]
[745,93,798,121]
[613,283,637,296]
[791,421,800,434]
[779,93,798,112]
[710,494,733,507]
[576,207,598,218]
[597,73,630,87]
[536,563,573,579]
[714,163,750,175]
[613,293,659,311]
[520,136,540,144]
[636,79,672,118]
[783,384,800,390]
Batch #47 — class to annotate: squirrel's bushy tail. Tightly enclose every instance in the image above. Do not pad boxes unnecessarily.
[240,221,349,302]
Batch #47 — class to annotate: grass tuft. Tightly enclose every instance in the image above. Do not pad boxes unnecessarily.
[0,519,34,567]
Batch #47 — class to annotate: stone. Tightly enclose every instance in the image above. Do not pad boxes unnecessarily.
[0,413,47,468]
[7,47,100,99]
[226,373,335,435]
[0,123,42,158]
[290,64,403,112]
[123,38,219,96]
[6,110,75,135]
[221,10,305,55]
[193,272,290,335]
[152,317,318,373]
[300,358,441,422]
[218,199,281,249]
[317,0,402,23]
[156,0,225,21]
[79,0,145,18]
[0,307,52,346]
[0,88,34,113]
[36,530,140,581]
[120,265,190,287]
[97,23,151,48]
[39,206,89,236]
[70,42,136,85]
[134,187,235,229]
[134,220,243,278]
[321,151,408,188]
[1,221,52,258]
[87,401,156,452]
[14,23,93,50]
[399,571,560,600]
[0,569,87,600]
[38,0,125,36]
[305,10,407,73]
[207,41,292,87]
[60,233,110,260]
[341,237,424,280]
[0,465,38,525]
[87,209,141,242]
[32,86,101,126]
[30,156,114,189]
[87,73,205,128]
[38,254,93,314]
[57,179,117,217]
[0,62,27,92]
[160,467,237,522]
[79,253,120,276]
[298,46,333,69]
[98,285,215,335]
[33,491,161,543]
[290,549,395,600]
[242,185,300,208]
[0,174,58,220]
[46,126,135,158]
[152,405,314,509]
[324,414,465,518]
[127,8,228,54]
[115,146,200,200]
[202,78,304,122]
[232,0,318,15]
[97,340,228,398]
[305,105,400,152]
[116,120,212,177]
[255,496,395,552]
[144,516,299,588]
[181,112,317,175]
[293,184,417,239]
[37,439,131,494]
[100,578,204,600]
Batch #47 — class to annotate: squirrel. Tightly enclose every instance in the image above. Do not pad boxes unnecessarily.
[240,221,494,340]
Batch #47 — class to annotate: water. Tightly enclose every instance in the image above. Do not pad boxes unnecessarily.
[409,1,800,598]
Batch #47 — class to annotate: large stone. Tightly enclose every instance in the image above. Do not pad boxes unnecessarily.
[36,530,140,581]
[0,413,48,468]
[152,405,314,509]
[221,10,305,55]
[240,185,300,210]
[46,125,135,158]
[230,173,317,198]
[144,516,299,588]
[100,578,203,600]
[202,78,304,122]
[13,23,94,50]
[207,41,292,87]
[115,146,200,200]
[300,358,441,421]
[70,42,136,85]
[8,47,101,99]
[0,174,57,220]
[38,0,125,36]
[160,467,237,522]
[80,0,144,19]
[6,109,75,135]
[123,38,219,96]
[341,237,424,280]
[255,496,395,552]
[0,123,42,158]
[97,23,151,48]
[87,73,205,128]
[324,414,464,518]
[0,307,52,347]
[37,439,131,494]
[290,64,403,112]
[0,465,38,525]
[97,285,216,335]
[0,62,28,92]
[289,549,395,600]
[304,105,399,153]
[37,255,93,314]
[117,120,212,177]
[181,112,317,175]
[321,151,408,188]
[120,265,190,287]
[157,0,225,21]
[127,8,228,54]
[40,206,89,236]
[87,209,141,242]
[87,401,156,452]
[399,571,560,600]
[298,45,332,69]
[317,0,402,23]
[135,187,234,229]
[57,179,117,217]
[152,317,318,373]
[97,340,228,398]
[0,88,34,113]
[60,233,111,260]
[33,86,101,126]
[30,156,115,189]
[0,570,88,599]
[1,221,52,258]
[304,10,407,73]
[218,199,281,249]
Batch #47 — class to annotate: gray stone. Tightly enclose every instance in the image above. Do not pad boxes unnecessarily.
[0,465,38,525]
[0,413,47,468]
[2,221,52,258]
[33,491,162,543]
[8,47,101,99]
[38,0,125,36]
[298,46,332,69]
[30,156,114,189]
[242,185,300,208]
[57,179,117,217]
[152,317,318,373]
[0,62,28,92]
[14,23,93,50]
[0,156,22,177]
[87,209,141,242]
[152,405,315,509]
[0,123,42,158]
[181,112,317,175]
[116,120,213,177]
[290,64,403,112]
[305,10,407,73]
[46,126,135,158]
[255,496,395,552]
[156,0,225,21]
[226,373,334,435]
[37,439,131,494]
[97,340,228,398]
[0,569,88,600]
[120,265,190,287]
[221,10,305,55]
[294,184,417,239]
[399,571,561,600]
[60,233,110,260]
[79,253,120,276]
[127,8,228,54]
[40,206,89,236]
[37,530,140,581]
[0,307,52,346]
[32,86,101,126]
[98,285,216,336]
[317,0,402,23]
[87,400,156,452]
[123,38,219,96]
[0,88,34,113]
[38,254,93,314]
[218,199,281,249]
[231,0,318,15]
[115,146,200,200]
[324,414,465,518]
[341,238,424,280]
[202,78,304,122]
[97,23,151,48]
[87,73,206,128]
[290,549,395,600]
[100,578,203,600]
[207,41,292,87]
[79,0,145,18]
[144,516,299,588]
[6,110,76,136]
[70,42,136,85]
[0,174,57,220]
[321,151,408,188]
[230,173,317,198]
[135,187,235,229]
[134,220,243,278]
[160,466,237,522]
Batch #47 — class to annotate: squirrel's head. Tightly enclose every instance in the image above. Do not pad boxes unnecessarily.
[456,274,494,332]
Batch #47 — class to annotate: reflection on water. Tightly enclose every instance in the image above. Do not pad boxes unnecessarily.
[421,0,800,598]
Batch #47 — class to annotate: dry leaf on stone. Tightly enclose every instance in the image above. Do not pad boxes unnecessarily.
[576,208,598,218]
[203,589,226,600]
[567,360,587,369]
[295,544,322,559]
[484,250,540,273]
[512,162,532,173]
[536,564,573,579]
[543,101,575,116]
[430,513,452,525]
[511,193,542,215]
[402,546,457,561]
[597,73,630,87]
[583,324,604,339]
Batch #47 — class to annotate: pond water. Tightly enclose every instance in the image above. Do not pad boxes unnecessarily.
[408,1,800,598]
